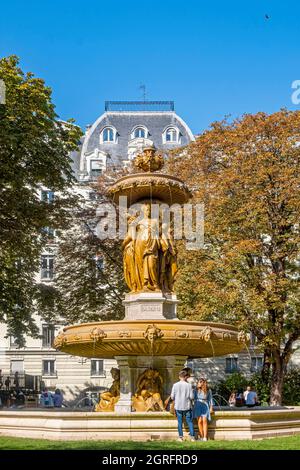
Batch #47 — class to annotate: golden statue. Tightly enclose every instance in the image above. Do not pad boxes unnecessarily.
[160,223,178,292]
[122,203,178,293]
[132,368,164,412]
[122,214,138,292]
[134,147,164,172]
[135,203,160,291]
[95,367,120,412]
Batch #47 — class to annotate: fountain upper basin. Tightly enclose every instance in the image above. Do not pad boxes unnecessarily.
[54,320,248,359]
[107,172,191,205]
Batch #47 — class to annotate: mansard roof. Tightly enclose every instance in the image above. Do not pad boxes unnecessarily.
[71,102,194,180]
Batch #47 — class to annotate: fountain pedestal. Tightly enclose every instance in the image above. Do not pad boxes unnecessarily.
[123,292,178,321]
[114,355,188,413]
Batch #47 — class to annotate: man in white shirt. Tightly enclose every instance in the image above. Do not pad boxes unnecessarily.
[171,370,195,441]
[243,385,258,407]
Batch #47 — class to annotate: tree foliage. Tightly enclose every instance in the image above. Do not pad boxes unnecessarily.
[0,56,82,342]
[48,200,126,324]
[170,110,300,404]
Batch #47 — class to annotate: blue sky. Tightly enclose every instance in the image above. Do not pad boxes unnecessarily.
[0,0,299,133]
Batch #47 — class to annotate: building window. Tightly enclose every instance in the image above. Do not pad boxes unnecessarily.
[41,190,54,203]
[134,127,145,138]
[251,357,263,373]
[10,336,22,348]
[41,255,54,280]
[42,227,55,239]
[131,126,148,139]
[11,360,24,374]
[91,359,104,376]
[93,254,104,272]
[42,325,55,348]
[42,359,56,376]
[225,357,238,373]
[250,332,257,347]
[89,191,97,200]
[101,127,115,143]
[163,127,179,143]
[90,160,103,179]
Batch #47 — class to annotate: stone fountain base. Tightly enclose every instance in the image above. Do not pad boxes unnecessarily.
[1,408,300,441]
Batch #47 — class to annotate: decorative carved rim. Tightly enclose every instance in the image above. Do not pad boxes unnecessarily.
[54,320,248,359]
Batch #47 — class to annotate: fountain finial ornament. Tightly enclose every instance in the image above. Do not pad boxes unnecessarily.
[133,146,164,172]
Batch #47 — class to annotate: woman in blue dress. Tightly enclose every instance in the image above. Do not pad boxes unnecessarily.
[193,378,213,441]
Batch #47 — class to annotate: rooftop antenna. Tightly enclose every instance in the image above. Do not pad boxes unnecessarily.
[139,84,147,101]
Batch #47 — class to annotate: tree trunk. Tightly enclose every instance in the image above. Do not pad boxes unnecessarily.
[262,347,271,384]
[270,351,286,406]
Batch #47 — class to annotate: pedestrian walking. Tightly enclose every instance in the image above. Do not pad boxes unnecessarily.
[170,370,195,442]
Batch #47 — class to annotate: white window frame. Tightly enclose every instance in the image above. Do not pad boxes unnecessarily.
[42,227,56,240]
[90,160,104,179]
[10,359,24,374]
[42,359,56,377]
[225,357,239,373]
[162,126,180,144]
[41,254,55,280]
[130,125,148,140]
[100,126,117,144]
[42,325,56,348]
[41,190,55,203]
[250,356,263,372]
[10,336,22,349]
[90,359,105,377]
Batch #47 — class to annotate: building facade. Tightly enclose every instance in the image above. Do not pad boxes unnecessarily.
[3,101,297,404]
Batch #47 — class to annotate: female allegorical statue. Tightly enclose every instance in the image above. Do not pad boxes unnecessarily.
[122,203,177,293]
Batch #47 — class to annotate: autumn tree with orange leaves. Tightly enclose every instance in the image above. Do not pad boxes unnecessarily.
[170,110,300,405]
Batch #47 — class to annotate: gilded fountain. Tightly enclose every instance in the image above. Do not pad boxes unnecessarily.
[54,146,248,413]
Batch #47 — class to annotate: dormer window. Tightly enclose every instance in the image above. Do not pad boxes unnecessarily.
[100,126,117,143]
[163,127,180,144]
[131,126,148,139]
[90,160,103,179]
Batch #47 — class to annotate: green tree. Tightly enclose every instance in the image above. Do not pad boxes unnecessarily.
[170,110,300,405]
[0,56,82,343]
[49,201,126,324]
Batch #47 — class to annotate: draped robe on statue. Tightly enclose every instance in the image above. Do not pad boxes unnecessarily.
[135,213,160,291]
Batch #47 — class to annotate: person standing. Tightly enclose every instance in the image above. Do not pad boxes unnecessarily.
[243,385,258,408]
[52,389,63,407]
[228,390,237,407]
[171,370,195,442]
[13,371,20,390]
[40,388,54,407]
[4,376,10,391]
[193,378,213,441]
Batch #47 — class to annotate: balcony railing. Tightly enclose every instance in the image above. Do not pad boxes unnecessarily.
[2,374,43,391]
[225,367,240,374]
[105,101,175,112]
[90,370,106,377]
[42,370,57,377]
